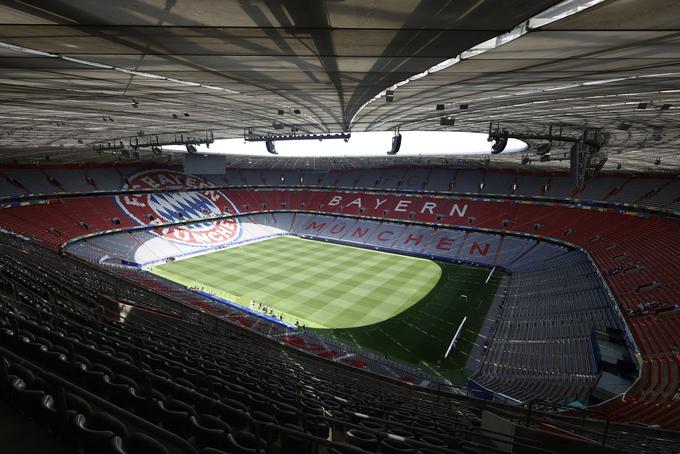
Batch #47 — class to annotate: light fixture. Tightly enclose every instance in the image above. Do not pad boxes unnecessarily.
[440,116,455,126]
[94,130,213,154]
[244,130,351,143]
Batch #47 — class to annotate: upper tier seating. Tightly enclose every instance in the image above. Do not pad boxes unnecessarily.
[1,166,678,212]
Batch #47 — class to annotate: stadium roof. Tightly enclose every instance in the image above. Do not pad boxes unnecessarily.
[0,0,679,173]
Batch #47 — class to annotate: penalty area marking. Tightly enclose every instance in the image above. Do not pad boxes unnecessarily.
[485,266,496,284]
[444,316,467,359]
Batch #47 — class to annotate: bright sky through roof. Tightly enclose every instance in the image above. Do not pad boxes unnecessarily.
[170,131,526,157]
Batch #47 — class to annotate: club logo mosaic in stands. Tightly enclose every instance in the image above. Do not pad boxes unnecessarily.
[115,170,241,247]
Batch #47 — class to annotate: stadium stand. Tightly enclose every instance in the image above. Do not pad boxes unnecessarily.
[68,215,290,267]
[1,165,678,212]
[2,223,680,454]
[0,169,678,436]
[472,250,622,403]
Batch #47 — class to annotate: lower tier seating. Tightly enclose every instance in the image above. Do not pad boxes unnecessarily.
[1,235,678,453]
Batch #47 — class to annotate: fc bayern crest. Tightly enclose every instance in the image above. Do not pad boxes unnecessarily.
[115,170,241,247]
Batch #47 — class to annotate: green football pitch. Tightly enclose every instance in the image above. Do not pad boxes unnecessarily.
[150,236,502,380]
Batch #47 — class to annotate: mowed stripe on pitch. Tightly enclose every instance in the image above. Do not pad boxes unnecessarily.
[150,236,441,329]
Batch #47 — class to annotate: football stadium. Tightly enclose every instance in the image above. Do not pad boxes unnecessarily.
[0,1,679,454]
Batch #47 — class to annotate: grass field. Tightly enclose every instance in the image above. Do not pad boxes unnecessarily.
[150,236,502,381]
[150,236,441,329]
[320,262,502,382]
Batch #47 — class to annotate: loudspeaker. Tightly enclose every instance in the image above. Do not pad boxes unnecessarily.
[387,133,402,155]
[491,136,507,154]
